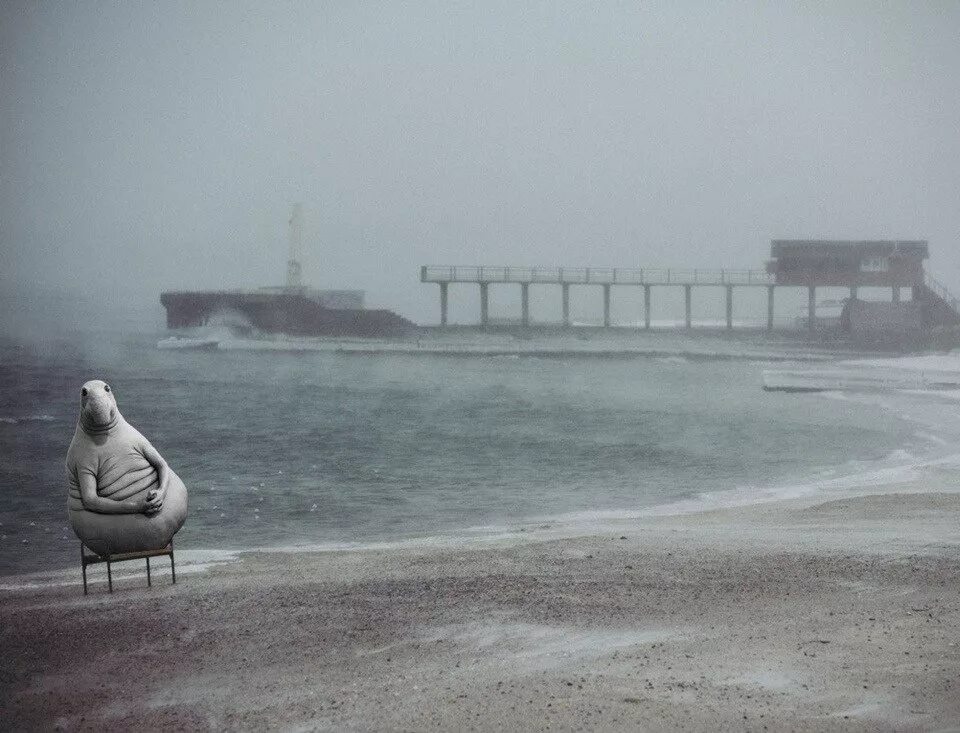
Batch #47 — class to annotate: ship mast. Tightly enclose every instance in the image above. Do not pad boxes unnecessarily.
[286,202,304,289]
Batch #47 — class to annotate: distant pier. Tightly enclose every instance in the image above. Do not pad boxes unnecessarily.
[422,266,778,330]
[421,241,960,334]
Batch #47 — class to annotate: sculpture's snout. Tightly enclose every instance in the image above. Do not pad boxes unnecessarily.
[84,397,114,424]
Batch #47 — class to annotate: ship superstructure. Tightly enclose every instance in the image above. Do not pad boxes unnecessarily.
[160,205,414,337]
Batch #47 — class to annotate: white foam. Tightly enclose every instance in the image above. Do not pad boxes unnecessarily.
[534,448,960,530]
[245,531,533,556]
[914,430,949,447]
[818,390,849,402]
[902,388,960,402]
[157,336,220,350]
[763,351,960,395]
[0,414,55,425]
[218,338,327,352]
[0,548,241,591]
[235,448,960,559]
[885,449,915,462]
[763,365,960,393]
[204,333,840,364]
[843,353,960,373]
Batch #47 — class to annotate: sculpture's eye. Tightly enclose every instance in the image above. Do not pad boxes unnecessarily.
[104,385,111,393]
[81,387,88,397]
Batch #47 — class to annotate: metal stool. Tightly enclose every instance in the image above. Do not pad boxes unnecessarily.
[81,539,176,594]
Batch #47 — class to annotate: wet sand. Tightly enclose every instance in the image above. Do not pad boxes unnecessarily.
[2,489,960,731]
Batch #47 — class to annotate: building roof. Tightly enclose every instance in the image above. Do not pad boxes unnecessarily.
[770,240,928,259]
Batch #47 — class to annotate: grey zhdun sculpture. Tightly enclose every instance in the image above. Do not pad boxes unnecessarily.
[66,380,188,556]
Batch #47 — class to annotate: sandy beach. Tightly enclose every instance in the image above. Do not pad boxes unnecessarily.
[3,482,960,732]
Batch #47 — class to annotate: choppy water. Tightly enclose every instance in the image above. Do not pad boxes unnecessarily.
[2,328,958,576]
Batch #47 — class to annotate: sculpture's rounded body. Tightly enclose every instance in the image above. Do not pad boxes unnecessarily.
[66,380,188,556]
[68,468,188,556]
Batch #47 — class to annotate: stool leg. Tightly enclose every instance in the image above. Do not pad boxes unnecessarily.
[107,560,113,593]
[170,551,176,585]
[146,556,152,587]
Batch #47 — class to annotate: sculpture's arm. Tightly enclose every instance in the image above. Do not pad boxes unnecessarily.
[140,442,168,515]
[78,468,145,514]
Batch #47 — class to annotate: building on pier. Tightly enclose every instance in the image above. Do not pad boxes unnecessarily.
[767,240,928,293]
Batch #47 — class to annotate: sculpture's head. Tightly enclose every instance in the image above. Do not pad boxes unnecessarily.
[78,379,120,434]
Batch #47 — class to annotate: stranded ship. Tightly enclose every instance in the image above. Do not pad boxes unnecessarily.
[160,205,415,338]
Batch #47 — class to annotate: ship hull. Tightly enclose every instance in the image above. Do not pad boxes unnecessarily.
[160,291,415,337]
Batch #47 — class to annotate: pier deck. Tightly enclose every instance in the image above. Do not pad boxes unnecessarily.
[421,266,779,330]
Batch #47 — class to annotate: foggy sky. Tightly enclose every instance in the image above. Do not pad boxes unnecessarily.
[2,1,959,327]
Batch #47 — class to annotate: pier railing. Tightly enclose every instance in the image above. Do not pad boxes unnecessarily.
[421,266,775,286]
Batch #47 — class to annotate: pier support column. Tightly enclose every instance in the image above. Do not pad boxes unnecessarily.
[479,283,489,327]
[808,286,816,333]
[521,283,530,327]
[725,285,734,330]
[439,282,448,327]
[892,286,901,303]
[562,283,570,327]
[912,285,923,302]
[850,286,858,300]
[603,285,611,327]
[684,285,692,329]
[767,286,775,331]
[644,285,652,330]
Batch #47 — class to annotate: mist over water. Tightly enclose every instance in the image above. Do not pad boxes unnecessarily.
[3,328,950,576]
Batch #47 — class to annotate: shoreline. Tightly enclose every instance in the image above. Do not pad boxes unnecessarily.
[4,443,959,588]
[3,482,960,730]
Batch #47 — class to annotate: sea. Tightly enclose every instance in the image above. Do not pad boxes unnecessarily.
[3,326,960,579]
